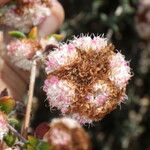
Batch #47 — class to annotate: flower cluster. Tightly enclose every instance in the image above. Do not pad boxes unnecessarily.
[44,117,91,150]
[7,39,40,70]
[135,0,150,40]
[0,0,51,32]
[0,111,9,140]
[7,37,57,70]
[43,35,131,124]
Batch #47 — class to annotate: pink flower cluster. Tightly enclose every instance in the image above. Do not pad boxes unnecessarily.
[7,37,57,70]
[45,43,78,74]
[7,39,38,70]
[72,35,108,52]
[44,35,131,124]
[87,81,110,106]
[109,52,131,88]
[43,76,75,114]
[0,1,51,33]
[49,129,71,145]
[43,117,90,150]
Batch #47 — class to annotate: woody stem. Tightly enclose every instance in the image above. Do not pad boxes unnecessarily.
[22,59,37,137]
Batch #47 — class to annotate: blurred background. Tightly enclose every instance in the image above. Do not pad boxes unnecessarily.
[33,0,150,149]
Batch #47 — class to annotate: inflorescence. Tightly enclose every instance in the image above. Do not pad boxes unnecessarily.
[43,35,131,124]
[7,36,57,70]
[0,0,52,33]
[44,117,91,150]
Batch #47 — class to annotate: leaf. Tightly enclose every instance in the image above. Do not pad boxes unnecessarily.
[26,144,36,150]
[8,118,20,129]
[8,31,26,39]
[28,27,38,39]
[0,96,15,114]
[28,136,38,147]
[4,132,16,147]
[25,136,51,150]
[48,34,64,41]
[36,141,51,150]
[24,136,38,150]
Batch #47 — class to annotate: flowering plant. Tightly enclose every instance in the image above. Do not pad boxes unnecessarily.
[0,0,135,149]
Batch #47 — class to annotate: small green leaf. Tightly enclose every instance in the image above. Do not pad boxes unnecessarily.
[24,136,51,150]
[27,145,36,150]
[37,141,51,150]
[48,34,64,41]
[0,96,15,114]
[4,132,16,147]
[8,118,20,129]
[28,136,38,147]
[24,136,37,150]
[8,31,26,39]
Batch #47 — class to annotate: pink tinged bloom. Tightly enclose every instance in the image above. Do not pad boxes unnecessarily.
[45,59,59,72]
[51,117,80,129]
[86,81,110,106]
[48,76,59,84]
[50,129,71,145]
[43,76,75,112]
[0,111,9,140]
[91,36,108,51]
[44,35,132,124]
[45,44,78,74]
[109,52,131,88]
[1,3,51,33]
[7,40,33,57]
[7,40,37,70]
[7,36,58,70]
[72,35,108,52]
[69,113,93,125]
[43,117,91,150]
[72,36,92,52]
[87,92,108,106]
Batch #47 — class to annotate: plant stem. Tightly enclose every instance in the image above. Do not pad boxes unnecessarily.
[8,124,27,143]
[0,31,4,52]
[22,59,37,137]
